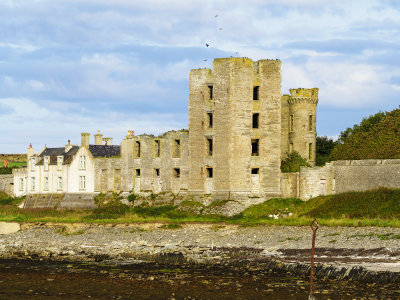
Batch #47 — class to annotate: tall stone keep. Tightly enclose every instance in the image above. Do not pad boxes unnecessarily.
[188,58,282,199]
[281,88,318,166]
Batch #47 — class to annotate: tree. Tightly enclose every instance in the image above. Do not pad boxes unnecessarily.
[281,151,310,173]
[330,108,400,160]
[316,136,337,166]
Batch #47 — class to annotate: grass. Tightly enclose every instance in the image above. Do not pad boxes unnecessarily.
[0,161,27,168]
[0,188,399,227]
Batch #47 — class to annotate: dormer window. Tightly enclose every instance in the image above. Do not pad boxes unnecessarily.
[79,155,86,169]
[44,156,49,171]
[57,156,63,170]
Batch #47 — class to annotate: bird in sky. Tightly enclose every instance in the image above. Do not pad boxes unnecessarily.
[206,43,210,47]
[215,14,218,18]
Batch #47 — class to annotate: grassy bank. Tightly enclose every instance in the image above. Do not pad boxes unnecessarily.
[0,188,399,227]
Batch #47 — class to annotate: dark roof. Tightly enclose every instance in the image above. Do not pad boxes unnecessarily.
[37,146,80,165]
[88,145,121,158]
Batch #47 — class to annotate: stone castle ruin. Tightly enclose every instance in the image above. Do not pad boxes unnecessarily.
[9,57,400,208]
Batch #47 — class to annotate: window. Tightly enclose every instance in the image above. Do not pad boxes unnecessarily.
[154,140,160,158]
[173,139,181,158]
[31,177,36,191]
[79,155,86,169]
[207,113,213,128]
[154,168,160,177]
[308,115,313,131]
[206,168,213,178]
[135,141,141,158]
[44,177,49,191]
[79,176,86,190]
[58,177,63,190]
[251,139,259,156]
[252,113,259,129]
[173,168,180,178]
[19,178,24,191]
[289,114,294,132]
[208,85,213,100]
[253,86,259,100]
[31,158,35,171]
[207,138,213,156]
[251,168,259,174]
[57,156,63,170]
[135,169,141,177]
[309,143,313,160]
[44,157,49,171]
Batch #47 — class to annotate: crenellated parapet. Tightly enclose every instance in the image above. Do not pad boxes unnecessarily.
[287,88,319,104]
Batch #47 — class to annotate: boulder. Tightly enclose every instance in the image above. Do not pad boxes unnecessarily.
[0,222,20,235]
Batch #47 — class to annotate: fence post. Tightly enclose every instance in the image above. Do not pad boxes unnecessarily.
[309,218,319,299]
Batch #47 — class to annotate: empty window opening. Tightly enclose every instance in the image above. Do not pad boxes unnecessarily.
[252,113,259,128]
[135,141,141,158]
[207,138,213,156]
[173,168,180,178]
[135,169,141,177]
[173,139,181,157]
[208,85,213,100]
[251,139,259,156]
[289,142,294,153]
[154,140,160,157]
[206,168,213,178]
[251,168,259,174]
[58,177,62,190]
[154,168,160,177]
[253,86,259,100]
[309,143,313,160]
[308,115,313,131]
[207,113,213,128]
[290,114,294,132]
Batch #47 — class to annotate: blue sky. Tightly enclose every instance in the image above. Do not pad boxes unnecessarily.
[1,0,399,153]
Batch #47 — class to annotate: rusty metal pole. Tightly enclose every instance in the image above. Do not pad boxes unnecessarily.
[309,218,319,299]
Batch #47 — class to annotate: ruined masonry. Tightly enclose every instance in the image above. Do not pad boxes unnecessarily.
[14,57,321,207]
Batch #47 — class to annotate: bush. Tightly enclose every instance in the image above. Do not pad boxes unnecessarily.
[127,193,138,203]
[88,201,130,219]
[281,151,310,172]
[0,167,12,174]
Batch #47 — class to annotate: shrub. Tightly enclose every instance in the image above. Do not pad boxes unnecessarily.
[127,193,138,203]
[281,151,310,172]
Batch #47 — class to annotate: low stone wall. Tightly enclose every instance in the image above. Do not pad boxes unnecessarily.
[332,159,400,194]
[0,174,13,195]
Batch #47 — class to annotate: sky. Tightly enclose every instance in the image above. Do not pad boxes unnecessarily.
[1,0,399,153]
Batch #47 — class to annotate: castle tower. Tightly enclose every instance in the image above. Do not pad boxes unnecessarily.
[188,57,282,199]
[281,88,318,166]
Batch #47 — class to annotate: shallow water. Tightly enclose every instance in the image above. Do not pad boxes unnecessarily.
[0,259,398,299]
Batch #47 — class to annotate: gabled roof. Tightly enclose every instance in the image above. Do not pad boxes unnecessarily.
[88,145,121,158]
[36,146,80,165]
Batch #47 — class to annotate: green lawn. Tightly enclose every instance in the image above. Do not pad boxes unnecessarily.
[0,161,26,168]
[0,188,399,227]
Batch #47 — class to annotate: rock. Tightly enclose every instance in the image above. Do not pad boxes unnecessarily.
[0,222,20,235]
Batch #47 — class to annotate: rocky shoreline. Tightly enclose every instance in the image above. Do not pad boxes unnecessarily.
[0,222,399,283]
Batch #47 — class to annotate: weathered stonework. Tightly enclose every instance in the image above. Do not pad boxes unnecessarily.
[15,57,322,205]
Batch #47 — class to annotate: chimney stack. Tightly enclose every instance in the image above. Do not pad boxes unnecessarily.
[94,130,103,145]
[65,139,72,152]
[27,143,35,160]
[81,132,90,147]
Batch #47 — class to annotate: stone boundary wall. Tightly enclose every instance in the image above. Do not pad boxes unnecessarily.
[332,159,400,194]
[294,159,400,200]
[0,174,13,195]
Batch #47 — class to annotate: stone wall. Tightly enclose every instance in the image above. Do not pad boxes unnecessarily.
[332,159,400,193]
[0,174,13,195]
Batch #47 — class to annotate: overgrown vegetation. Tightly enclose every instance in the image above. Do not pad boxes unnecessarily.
[281,151,310,172]
[330,108,400,160]
[0,188,399,227]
